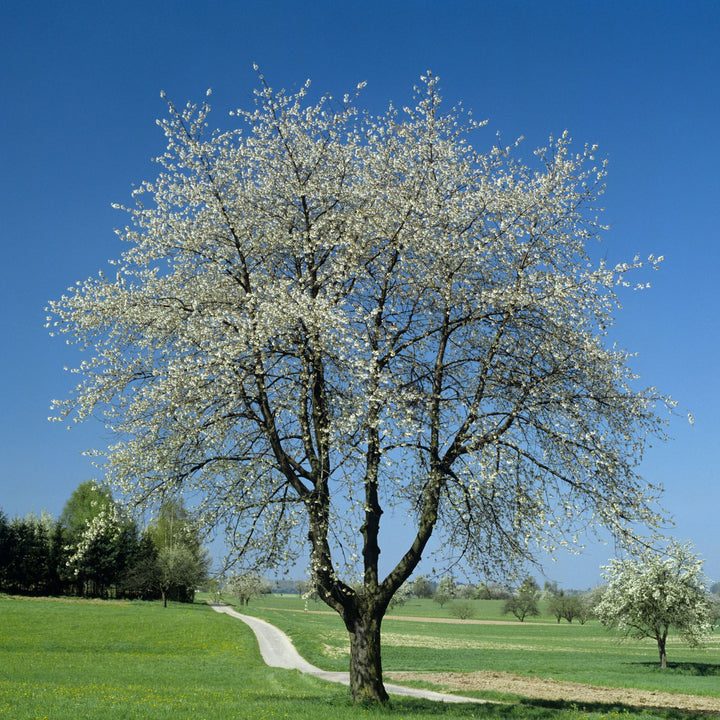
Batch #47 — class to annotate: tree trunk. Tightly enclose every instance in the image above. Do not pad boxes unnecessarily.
[658,636,667,669]
[346,610,388,704]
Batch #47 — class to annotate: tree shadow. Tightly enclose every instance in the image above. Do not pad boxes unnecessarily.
[628,661,720,677]
[271,693,718,718]
[514,697,716,719]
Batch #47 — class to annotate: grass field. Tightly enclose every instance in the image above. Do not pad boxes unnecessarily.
[1,594,718,719]
[232,594,720,704]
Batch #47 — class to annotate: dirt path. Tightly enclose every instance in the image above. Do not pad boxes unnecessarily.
[210,603,490,704]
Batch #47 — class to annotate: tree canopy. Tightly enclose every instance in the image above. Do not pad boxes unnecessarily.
[48,72,672,702]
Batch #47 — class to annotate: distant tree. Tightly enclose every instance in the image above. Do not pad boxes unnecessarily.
[156,545,208,608]
[388,581,413,610]
[271,579,300,594]
[61,481,118,596]
[60,481,114,541]
[542,580,560,601]
[46,520,71,595]
[0,511,9,590]
[449,600,475,620]
[546,589,586,623]
[411,575,434,600]
[709,595,720,629]
[1,498,145,598]
[203,576,223,603]
[433,575,457,608]
[62,482,160,598]
[112,518,142,592]
[561,595,584,623]
[0,510,72,596]
[119,529,160,599]
[595,542,713,668]
[1,516,22,593]
[582,584,606,617]
[68,522,120,597]
[503,595,539,622]
[145,499,209,603]
[227,572,268,606]
[573,594,594,625]
[29,513,54,594]
[147,499,202,556]
[475,581,511,600]
[3,514,56,595]
[547,590,566,623]
[503,576,540,621]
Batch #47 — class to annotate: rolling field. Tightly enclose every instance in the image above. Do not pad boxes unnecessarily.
[234,594,720,710]
[1,594,718,719]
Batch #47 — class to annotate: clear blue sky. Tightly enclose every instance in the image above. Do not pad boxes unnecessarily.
[2,0,718,589]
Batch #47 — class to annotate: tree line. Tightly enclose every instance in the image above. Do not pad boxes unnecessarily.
[402,574,599,623]
[0,481,208,604]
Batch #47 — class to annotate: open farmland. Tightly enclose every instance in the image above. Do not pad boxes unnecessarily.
[1,594,718,719]
[234,594,720,713]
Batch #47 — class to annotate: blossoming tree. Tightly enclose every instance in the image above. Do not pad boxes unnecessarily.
[49,72,672,702]
[595,542,713,668]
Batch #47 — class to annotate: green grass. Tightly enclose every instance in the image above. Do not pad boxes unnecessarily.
[234,594,720,701]
[0,594,717,719]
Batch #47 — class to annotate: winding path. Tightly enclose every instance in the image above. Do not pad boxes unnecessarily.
[209,603,487,704]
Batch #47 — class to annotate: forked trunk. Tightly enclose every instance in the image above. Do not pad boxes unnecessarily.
[347,611,388,703]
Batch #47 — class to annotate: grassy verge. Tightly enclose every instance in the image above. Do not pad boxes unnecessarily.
[0,595,716,719]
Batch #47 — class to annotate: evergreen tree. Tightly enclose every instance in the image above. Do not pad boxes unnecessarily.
[0,511,10,590]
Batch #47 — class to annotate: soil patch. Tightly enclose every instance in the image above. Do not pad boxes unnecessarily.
[386,670,720,714]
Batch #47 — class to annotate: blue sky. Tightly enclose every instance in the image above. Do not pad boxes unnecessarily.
[2,0,718,589]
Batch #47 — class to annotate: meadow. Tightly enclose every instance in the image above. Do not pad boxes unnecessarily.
[234,594,720,709]
[0,594,717,720]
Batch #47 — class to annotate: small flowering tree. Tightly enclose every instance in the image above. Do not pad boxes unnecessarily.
[227,571,268,606]
[595,542,713,668]
[49,71,672,702]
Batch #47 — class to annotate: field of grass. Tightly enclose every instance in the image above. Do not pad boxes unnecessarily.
[1,594,718,719]
[233,594,720,701]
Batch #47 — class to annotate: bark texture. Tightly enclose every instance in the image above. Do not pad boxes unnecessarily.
[346,611,388,703]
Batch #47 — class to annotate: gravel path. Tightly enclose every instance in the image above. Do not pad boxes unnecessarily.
[209,603,488,704]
